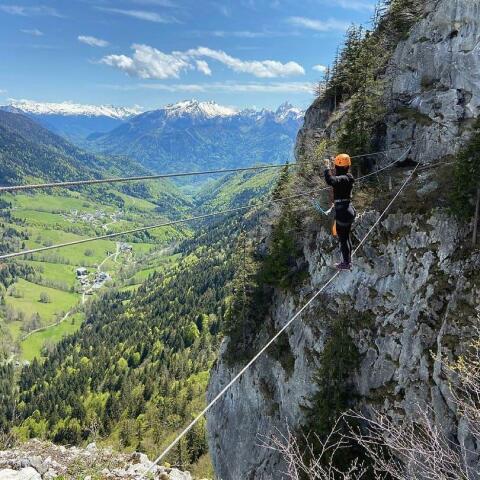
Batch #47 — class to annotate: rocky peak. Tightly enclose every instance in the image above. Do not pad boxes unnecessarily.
[275,101,304,122]
[162,100,238,119]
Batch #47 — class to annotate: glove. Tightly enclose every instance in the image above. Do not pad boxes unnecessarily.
[324,158,332,169]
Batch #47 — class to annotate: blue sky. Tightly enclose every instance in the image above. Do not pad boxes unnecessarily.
[0,0,375,110]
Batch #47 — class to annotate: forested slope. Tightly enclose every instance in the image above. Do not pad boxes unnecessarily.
[2,212,262,475]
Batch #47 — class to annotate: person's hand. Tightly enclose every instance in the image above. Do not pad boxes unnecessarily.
[324,158,332,169]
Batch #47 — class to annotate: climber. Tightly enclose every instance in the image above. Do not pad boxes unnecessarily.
[324,154,356,270]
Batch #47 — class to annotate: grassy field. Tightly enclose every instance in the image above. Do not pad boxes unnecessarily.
[21,261,77,288]
[21,312,84,362]
[0,187,190,361]
[6,279,79,324]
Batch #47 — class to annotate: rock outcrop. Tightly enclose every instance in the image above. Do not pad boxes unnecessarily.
[384,0,480,163]
[0,440,192,480]
[206,1,480,478]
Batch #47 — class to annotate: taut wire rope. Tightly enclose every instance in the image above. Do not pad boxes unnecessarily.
[139,158,420,478]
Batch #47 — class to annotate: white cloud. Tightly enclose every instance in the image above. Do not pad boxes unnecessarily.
[100,44,305,80]
[196,60,212,76]
[210,30,272,38]
[328,0,375,12]
[0,89,7,95]
[287,16,349,32]
[21,28,43,36]
[187,47,305,78]
[105,81,314,94]
[78,35,110,47]
[96,7,177,23]
[101,44,191,79]
[130,0,176,6]
[313,64,327,73]
[0,5,63,17]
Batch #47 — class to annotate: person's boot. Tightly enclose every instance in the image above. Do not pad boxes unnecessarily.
[335,261,352,271]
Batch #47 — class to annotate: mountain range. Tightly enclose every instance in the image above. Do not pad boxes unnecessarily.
[3,99,304,178]
[89,100,304,175]
[1,100,141,143]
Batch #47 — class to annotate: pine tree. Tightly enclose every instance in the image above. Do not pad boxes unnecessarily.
[451,118,480,220]
[272,163,291,200]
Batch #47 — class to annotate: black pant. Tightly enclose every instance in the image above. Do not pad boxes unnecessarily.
[335,204,356,264]
[337,224,353,264]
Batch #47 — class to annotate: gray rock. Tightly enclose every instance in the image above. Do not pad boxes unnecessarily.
[0,467,42,480]
[207,3,480,476]
[169,468,192,480]
[43,469,58,480]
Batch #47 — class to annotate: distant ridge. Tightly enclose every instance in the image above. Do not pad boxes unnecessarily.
[4,99,141,119]
[1,100,142,143]
[90,99,305,176]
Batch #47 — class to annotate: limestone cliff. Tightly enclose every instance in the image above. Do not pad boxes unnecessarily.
[207,1,480,479]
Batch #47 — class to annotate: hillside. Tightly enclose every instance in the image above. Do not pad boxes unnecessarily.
[0,109,138,185]
[1,100,140,144]
[0,109,192,211]
[89,100,303,177]
[197,167,280,211]
[206,1,480,478]
[4,214,260,478]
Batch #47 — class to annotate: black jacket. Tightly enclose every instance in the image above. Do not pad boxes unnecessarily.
[324,169,355,201]
[324,169,356,226]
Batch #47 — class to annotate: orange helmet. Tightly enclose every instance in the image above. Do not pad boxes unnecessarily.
[335,154,351,167]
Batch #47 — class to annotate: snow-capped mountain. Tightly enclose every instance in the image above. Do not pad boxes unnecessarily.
[163,100,238,119]
[5,100,141,119]
[1,100,142,143]
[90,100,305,176]
[274,101,304,123]
[139,99,302,123]
[1,97,305,177]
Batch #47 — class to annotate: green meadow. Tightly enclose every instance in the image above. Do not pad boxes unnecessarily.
[6,278,79,324]
[21,313,84,362]
[1,187,191,361]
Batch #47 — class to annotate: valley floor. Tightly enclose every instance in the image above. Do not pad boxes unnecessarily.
[0,189,186,363]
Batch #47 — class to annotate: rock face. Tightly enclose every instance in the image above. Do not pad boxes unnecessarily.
[298,0,480,168]
[384,0,480,164]
[206,1,480,479]
[0,440,192,480]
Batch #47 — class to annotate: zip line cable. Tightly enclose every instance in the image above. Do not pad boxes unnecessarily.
[140,158,420,478]
[0,148,406,193]
[0,163,293,193]
[0,191,327,261]
[0,148,411,261]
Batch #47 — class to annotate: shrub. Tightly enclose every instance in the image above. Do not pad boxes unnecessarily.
[451,117,480,219]
[39,292,51,303]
